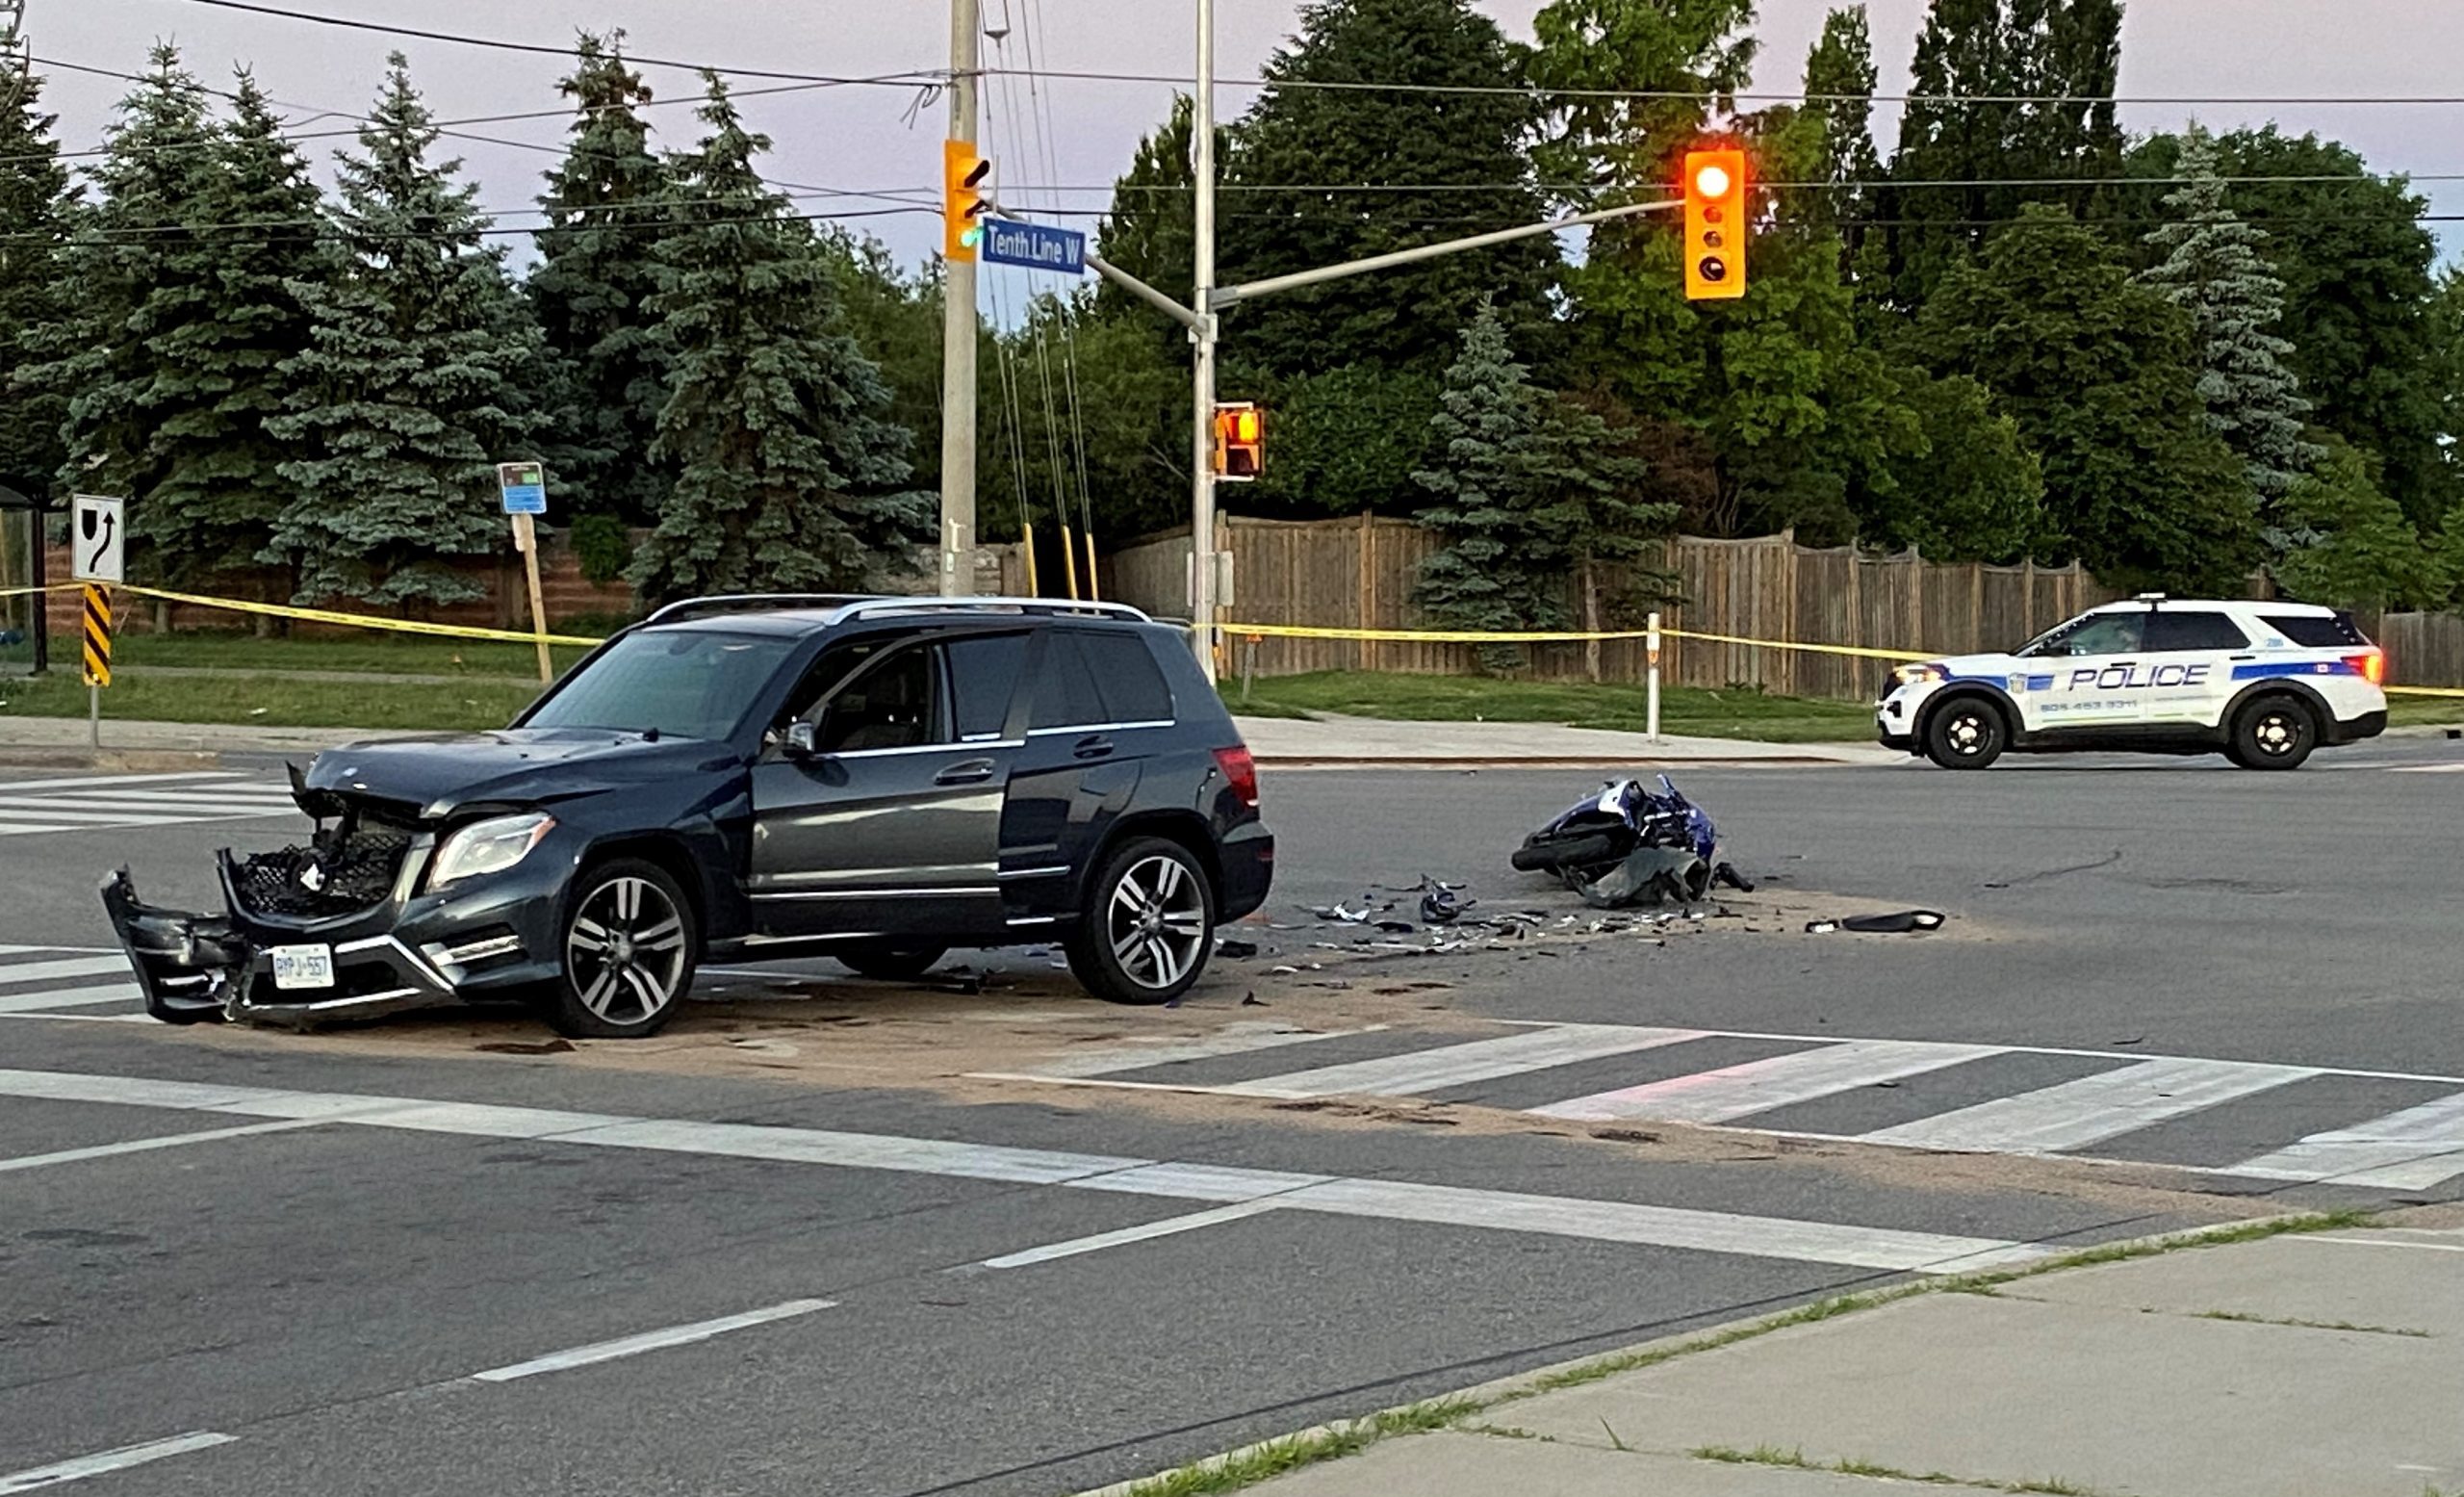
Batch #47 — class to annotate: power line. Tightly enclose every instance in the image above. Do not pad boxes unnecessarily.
[165,0,943,90]
[982,65,2464,110]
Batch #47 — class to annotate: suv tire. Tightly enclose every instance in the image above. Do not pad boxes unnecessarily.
[834,943,947,982]
[1066,836,1216,1006]
[1923,696,2009,769]
[2229,694,2317,770]
[540,857,698,1039]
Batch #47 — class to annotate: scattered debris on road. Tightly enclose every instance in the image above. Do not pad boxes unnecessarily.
[1805,910,1947,935]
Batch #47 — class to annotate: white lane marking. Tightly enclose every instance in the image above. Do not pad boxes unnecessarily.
[1265,1177,2048,1273]
[0,795,290,817]
[2290,1235,2464,1253]
[0,808,230,827]
[1220,1023,1712,1099]
[0,1069,2042,1274]
[0,956,135,987]
[1531,1039,2004,1123]
[977,1200,1286,1269]
[0,985,143,1016]
[0,823,85,836]
[1860,1057,2318,1154]
[469,1299,837,1382]
[2229,1091,2464,1190]
[0,1432,236,1492]
[0,1119,322,1174]
[1020,1022,1392,1080]
[0,771,248,792]
[22,787,301,807]
[2387,763,2464,773]
[0,943,117,957]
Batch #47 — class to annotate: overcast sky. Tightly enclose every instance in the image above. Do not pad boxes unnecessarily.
[40,0,2464,304]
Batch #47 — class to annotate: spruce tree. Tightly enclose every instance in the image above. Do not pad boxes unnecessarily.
[1526,389,1667,682]
[1917,205,2253,591]
[31,43,218,555]
[0,44,77,499]
[2136,130,2320,550]
[1412,303,1563,669]
[266,54,540,606]
[529,33,677,525]
[629,75,928,605]
[140,72,336,588]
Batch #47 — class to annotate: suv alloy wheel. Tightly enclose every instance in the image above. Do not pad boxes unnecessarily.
[1065,836,1216,1005]
[543,858,698,1038]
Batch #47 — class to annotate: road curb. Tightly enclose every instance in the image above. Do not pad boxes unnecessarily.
[0,747,233,773]
[1253,755,1882,770]
[1065,1209,2364,1497]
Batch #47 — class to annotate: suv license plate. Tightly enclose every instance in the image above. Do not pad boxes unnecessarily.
[270,943,335,991]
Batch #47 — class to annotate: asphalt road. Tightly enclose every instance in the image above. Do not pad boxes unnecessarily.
[2,737,2459,1496]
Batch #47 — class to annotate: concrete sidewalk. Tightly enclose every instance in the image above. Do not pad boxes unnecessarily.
[0,710,1893,769]
[1199,1219,2463,1497]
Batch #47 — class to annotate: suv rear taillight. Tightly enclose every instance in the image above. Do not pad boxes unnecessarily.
[1213,745,1260,809]
[2346,649,2386,686]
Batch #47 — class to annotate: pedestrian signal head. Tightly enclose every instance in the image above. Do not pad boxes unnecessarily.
[1682,147,1748,302]
[1213,401,1264,481]
[944,141,992,262]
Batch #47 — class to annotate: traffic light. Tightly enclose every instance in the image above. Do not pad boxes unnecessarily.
[1682,147,1747,301]
[1213,401,1264,481]
[943,140,991,262]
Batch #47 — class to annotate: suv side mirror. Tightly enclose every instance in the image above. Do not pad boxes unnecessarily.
[784,720,819,759]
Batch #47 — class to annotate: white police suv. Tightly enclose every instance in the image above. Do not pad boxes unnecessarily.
[1878,596,2387,770]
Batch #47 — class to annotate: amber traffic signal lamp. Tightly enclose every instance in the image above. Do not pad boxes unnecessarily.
[1213,401,1263,481]
[943,140,991,262]
[1683,148,1747,301]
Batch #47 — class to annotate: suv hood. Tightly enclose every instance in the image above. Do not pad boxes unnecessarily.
[298,729,736,819]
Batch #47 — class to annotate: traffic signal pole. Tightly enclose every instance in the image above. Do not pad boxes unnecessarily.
[1190,0,1220,679]
[938,0,981,597]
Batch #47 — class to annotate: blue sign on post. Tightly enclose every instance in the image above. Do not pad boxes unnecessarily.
[979,219,1087,274]
[497,461,547,516]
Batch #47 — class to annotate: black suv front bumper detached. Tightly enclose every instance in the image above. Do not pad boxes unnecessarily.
[102,815,568,1029]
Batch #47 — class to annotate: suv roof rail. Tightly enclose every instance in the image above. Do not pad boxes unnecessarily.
[644,593,885,626]
[831,596,1152,625]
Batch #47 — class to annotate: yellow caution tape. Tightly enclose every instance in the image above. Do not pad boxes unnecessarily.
[124,584,603,647]
[1219,619,1932,663]
[2386,685,2464,699]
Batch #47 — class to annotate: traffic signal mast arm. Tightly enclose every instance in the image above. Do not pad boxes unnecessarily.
[1209,196,1681,308]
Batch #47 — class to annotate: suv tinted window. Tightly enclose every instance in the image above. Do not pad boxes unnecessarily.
[528,629,796,741]
[944,633,1027,740]
[2026,612,2144,658]
[2261,612,2367,648]
[2144,611,2249,652]
[1078,632,1174,723]
[816,644,943,752]
[1029,633,1110,730]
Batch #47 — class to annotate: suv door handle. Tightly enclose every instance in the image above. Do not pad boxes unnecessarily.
[935,758,998,786]
[1072,735,1115,761]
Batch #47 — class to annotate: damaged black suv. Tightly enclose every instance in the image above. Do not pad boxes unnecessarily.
[104,596,1273,1038]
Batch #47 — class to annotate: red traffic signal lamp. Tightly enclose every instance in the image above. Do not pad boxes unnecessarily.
[1213,401,1264,480]
[1682,147,1747,301]
[943,140,991,262]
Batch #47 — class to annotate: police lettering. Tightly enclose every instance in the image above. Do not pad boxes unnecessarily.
[2065,662,2209,691]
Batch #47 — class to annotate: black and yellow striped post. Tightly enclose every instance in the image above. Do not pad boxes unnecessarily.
[81,583,111,747]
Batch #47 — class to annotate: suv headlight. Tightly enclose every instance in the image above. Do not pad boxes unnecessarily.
[428,812,556,890]
[1893,662,1947,687]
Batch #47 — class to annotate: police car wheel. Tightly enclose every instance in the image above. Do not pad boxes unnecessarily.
[2230,695,2316,770]
[1923,698,2007,769]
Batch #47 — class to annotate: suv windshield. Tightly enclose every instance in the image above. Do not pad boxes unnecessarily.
[526,629,796,740]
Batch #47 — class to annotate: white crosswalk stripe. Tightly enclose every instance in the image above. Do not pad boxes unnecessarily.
[1004,1022,2464,1192]
[0,947,144,1019]
[1531,1038,2002,1124]
[0,770,305,836]
[2230,1091,2464,1190]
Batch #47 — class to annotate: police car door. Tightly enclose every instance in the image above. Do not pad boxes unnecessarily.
[2024,610,2151,733]
[2138,607,2247,726]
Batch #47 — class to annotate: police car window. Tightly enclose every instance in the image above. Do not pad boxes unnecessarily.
[1029,633,1110,730]
[2143,611,2249,653]
[2262,613,2366,648]
[2026,612,2143,657]
[1076,632,1174,723]
[943,633,1027,740]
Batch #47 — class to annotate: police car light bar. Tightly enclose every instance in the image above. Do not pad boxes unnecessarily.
[2134,591,2168,602]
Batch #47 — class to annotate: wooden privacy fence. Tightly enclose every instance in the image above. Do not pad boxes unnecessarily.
[1101,514,2464,700]
[1103,516,2121,701]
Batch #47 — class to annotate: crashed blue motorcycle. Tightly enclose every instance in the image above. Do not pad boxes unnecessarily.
[1511,776,1746,907]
